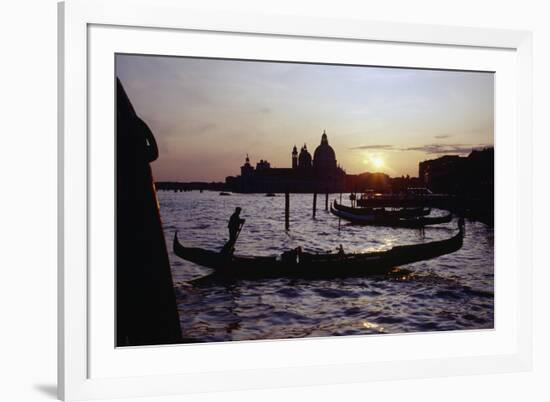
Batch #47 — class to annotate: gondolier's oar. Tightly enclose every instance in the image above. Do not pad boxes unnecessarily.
[234,221,245,244]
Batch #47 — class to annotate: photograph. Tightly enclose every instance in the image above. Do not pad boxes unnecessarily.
[115,54,494,347]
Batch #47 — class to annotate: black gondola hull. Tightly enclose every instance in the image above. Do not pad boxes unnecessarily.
[330,205,452,228]
[333,201,431,218]
[173,226,463,281]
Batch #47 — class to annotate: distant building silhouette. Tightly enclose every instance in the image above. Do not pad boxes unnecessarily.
[298,144,313,170]
[240,154,254,177]
[227,131,347,193]
[314,131,338,173]
[418,148,494,196]
[419,155,465,193]
[417,148,494,224]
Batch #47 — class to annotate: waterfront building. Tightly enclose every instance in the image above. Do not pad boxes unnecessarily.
[419,155,465,193]
[227,131,347,193]
[418,148,494,195]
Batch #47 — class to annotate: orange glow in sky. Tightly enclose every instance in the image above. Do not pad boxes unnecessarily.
[116,55,494,181]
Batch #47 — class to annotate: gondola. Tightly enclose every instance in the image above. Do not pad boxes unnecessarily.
[173,222,464,281]
[333,200,431,218]
[330,204,452,228]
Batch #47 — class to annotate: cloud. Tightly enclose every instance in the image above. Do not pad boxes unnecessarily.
[402,144,492,154]
[349,144,395,150]
[350,143,492,155]
[258,107,271,114]
[434,134,451,139]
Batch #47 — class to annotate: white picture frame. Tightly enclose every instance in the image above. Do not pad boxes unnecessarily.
[58,0,533,400]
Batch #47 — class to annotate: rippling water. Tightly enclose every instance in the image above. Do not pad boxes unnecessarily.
[159,191,494,343]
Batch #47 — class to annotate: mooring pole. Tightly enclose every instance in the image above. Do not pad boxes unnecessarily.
[314,192,318,217]
[338,193,342,230]
[325,192,329,211]
[285,192,290,230]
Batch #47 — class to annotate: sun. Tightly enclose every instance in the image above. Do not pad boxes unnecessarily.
[361,154,386,170]
[371,156,384,169]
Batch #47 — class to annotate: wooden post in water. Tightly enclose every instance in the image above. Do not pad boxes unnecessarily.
[338,190,343,231]
[325,192,329,211]
[314,192,318,217]
[285,192,290,230]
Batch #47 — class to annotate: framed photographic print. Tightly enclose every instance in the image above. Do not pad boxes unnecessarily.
[58,0,533,400]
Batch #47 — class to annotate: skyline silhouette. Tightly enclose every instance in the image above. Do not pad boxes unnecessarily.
[116,54,494,181]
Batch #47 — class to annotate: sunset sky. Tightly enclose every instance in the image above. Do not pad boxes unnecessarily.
[116,54,494,182]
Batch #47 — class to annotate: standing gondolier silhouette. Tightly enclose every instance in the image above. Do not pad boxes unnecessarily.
[221,207,245,255]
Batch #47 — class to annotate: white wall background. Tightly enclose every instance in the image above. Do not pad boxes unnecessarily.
[0,0,547,401]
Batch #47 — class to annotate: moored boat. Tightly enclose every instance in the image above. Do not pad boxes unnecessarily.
[356,187,450,208]
[333,200,430,218]
[330,204,452,228]
[173,222,464,281]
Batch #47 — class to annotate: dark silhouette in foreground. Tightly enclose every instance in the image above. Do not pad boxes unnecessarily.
[116,78,181,346]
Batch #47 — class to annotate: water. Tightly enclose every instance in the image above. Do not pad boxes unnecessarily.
[159,191,494,343]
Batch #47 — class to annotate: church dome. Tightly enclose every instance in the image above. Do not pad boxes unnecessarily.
[298,144,312,168]
[313,131,336,168]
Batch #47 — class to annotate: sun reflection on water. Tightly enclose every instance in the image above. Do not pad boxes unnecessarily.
[362,320,385,333]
